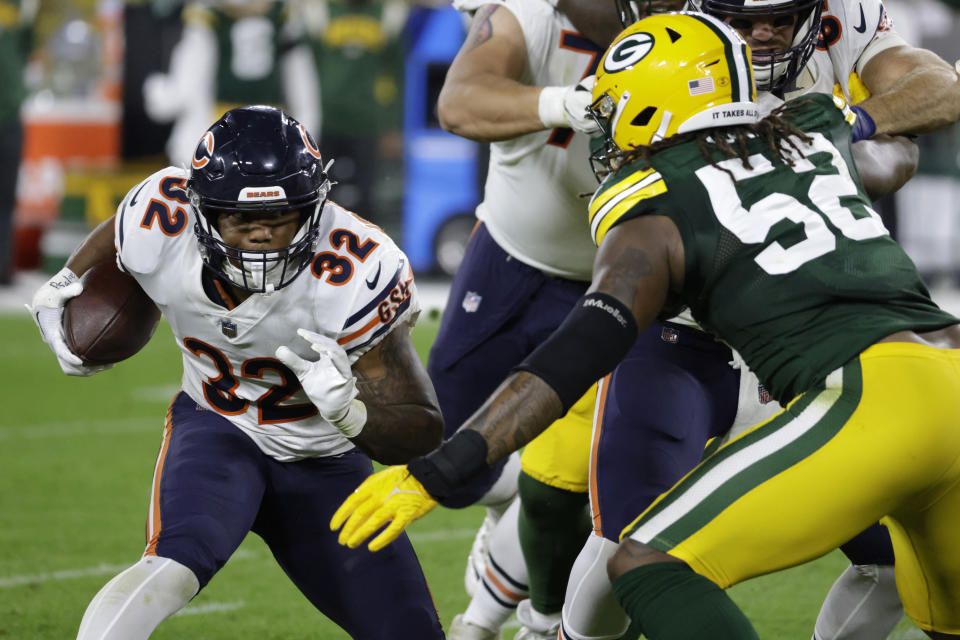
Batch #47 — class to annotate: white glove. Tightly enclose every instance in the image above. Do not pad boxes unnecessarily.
[25,267,112,377]
[537,75,600,135]
[275,328,367,438]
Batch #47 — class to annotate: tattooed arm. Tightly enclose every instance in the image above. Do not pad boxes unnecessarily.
[436,5,544,142]
[351,322,444,464]
[589,214,683,322]
[556,0,685,50]
[329,215,684,548]
[461,214,684,465]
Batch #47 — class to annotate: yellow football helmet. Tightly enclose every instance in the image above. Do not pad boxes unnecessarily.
[589,12,759,160]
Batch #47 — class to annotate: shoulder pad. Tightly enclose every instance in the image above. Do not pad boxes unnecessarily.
[588,166,666,246]
[115,167,192,275]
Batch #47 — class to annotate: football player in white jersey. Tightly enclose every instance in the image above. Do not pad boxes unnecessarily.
[428,1,610,637]
[27,106,445,640]
[430,1,689,638]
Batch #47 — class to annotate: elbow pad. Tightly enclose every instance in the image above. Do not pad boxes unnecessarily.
[515,292,638,413]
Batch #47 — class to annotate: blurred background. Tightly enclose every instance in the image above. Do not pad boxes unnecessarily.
[0,4,959,638]
[0,0,958,291]
[0,0,486,291]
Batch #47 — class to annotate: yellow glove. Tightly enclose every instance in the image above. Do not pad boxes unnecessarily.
[330,465,439,551]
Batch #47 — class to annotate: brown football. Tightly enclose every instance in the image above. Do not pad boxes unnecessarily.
[63,260,161,366]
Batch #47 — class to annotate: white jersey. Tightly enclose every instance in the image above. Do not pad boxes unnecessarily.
[459,0,601,280]
[114,167,420,462]
[788,0,905,102]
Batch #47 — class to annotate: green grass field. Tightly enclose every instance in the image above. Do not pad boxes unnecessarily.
[0,312,926,639]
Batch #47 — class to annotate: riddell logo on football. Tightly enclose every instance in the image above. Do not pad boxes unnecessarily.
[239,186,286,201]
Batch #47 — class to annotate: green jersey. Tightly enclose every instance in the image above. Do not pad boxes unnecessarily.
[0,0,32,123]
[311,0,404,136]
[588,93,958,404]
[185,2,298,107]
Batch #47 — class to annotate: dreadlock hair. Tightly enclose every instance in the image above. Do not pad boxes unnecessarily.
[610,98,816,181]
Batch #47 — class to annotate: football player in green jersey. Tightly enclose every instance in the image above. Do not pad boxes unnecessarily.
[331,12,960,638]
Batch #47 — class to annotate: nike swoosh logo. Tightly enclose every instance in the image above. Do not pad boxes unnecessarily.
[854,4,867,33]
[117,183,148,250]
[366,263,382,290]
[129,181,148,206]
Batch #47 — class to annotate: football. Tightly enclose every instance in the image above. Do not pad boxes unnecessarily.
[63,260,161,366]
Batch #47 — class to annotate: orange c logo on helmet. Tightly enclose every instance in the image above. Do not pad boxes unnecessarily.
[192,132,215,169]
[299,125,322,159]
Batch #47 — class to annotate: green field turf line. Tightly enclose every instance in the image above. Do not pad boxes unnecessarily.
[174,601,245,617]
[0,550,260,588]
[0,563,133,588]
[0,529,476,589]
[0,416,161,439]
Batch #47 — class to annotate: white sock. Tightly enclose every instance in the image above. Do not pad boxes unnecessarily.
[463,499,528,631]
[812,564,903,640]
[477,451,521,509]
[77,556,200,640]
[463,454,521,599]
[560,534,629,640]
[517,599,561,634]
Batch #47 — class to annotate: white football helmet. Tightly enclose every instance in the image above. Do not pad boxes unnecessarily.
[686,0,824,93]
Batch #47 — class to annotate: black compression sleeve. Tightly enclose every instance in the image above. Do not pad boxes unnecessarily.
[407,430,489,503]
[514,292,638,413]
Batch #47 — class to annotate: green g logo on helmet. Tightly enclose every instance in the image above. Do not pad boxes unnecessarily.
[604,32,656,72]
[589,11,759,155]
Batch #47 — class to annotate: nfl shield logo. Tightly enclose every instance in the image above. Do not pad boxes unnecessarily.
[757,384,773,404]
[661,327,679,343]
[462,291,482,313]
[221,320,238,338]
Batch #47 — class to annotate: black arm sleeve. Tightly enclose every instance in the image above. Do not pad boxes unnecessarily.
[514,292,639,413]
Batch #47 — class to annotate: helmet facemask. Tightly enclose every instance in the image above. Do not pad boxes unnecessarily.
[188,106,332,294]
[696,0,823,94]
[587,93,624,180]
[193,191,327,294]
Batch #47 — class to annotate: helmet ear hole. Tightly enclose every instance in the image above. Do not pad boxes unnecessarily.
[632,106,658,127]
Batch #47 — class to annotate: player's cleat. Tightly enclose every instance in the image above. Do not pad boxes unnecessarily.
[448,613,499,640]
[514,624,559,640]
[514,600,560,640]
[465,508,500,597]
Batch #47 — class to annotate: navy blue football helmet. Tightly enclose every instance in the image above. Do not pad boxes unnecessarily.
[687,0,823,93]
[188,105,331,293]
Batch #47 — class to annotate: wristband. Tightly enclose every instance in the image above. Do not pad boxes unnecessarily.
[850,105,876,143]
[538,86,568,129]
[515,292,638,413]
[407,430,489,501]
[53,266,80,288]
[332,399,367,438]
